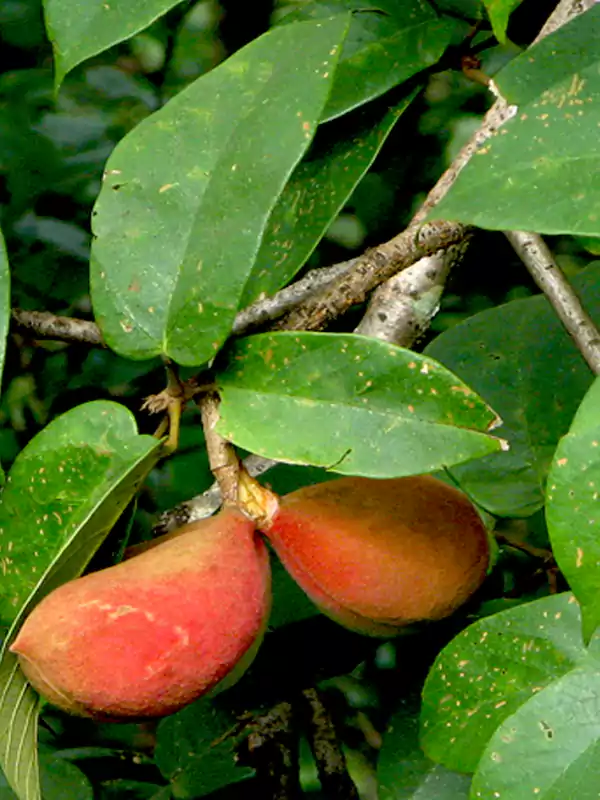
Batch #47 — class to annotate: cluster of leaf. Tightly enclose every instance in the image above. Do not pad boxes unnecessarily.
[0,0,600,798]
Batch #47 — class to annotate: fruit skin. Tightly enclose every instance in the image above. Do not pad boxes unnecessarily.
[260,476,489,636]
[10,507,270,721]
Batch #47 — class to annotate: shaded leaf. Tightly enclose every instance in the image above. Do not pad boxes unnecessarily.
[420,593,585,773]
[279,0,455,121]
[243,86,418,305]
[471,662,600,800]
[91,17,349,366]
[425,263,600,517]
[155,698,253,798]
[378,699,470,799]
[216,332,505,477]
[546,377,600,640]
[0,401,161,800]
[44,0,184,90]
[428,5,600,236]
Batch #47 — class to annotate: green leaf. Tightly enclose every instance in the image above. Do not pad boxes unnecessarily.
[482,0,524,43]
[155,697,253,798]
[0,751,93,800]
[43,0,184,90]
[425,263,600,517]
[471,661,600,800]
[0,401,161,800]
[428,4,600,236]
[378,700,471,799]
[0,228,10,401]
[420,593,585,773]
[0,401,161,629]
[0,661,39,800]
[243,87,418,305]
[546,377,600,640]
[91,17,349,366]
[216,332,505,477]
[279,0,455,121]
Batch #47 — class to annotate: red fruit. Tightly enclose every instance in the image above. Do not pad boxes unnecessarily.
[260,476,489,636]
[10,507,270,720]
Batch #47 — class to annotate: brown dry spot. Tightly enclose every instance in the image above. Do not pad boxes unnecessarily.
[451,385,473,396]
[128,279,141,292]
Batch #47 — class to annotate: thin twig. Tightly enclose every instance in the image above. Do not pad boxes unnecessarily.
[301,689,359,800]
[196,391,241,505]
[236,702,303,800]
[273,220,470,332]
[233,260,356,336]
[8,261,356,349]
[505,231,600,374]
[11,309,105,347]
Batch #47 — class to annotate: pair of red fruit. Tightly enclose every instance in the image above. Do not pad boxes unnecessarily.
[11,475,490,721]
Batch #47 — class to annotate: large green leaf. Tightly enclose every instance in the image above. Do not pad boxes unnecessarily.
[428,4,600,236]
[0,401,161,800]
[155,698,253,798]
[420,593,585,773]
[243,87,418,305]
[43,0,185,90]
[425,263,600,517]
[91,17,349,366]
[546,377,600,640]
[471,659,600,800]
[215,332,504,477]
[279,0,455,121]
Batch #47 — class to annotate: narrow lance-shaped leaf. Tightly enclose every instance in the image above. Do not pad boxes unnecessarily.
[546,377,600,641]
[428,4,600,237]
[244,87,419,305]
[0,401,161,800]
[44,0,186,91]
[420,593,586,773]
[91,17,349,367]
[215,332,506,478]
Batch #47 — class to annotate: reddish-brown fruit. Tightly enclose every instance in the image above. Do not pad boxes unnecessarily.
[260,476,489,636]
[10,507,270,720]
